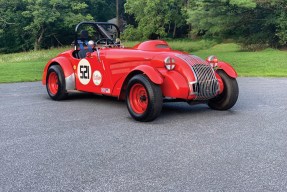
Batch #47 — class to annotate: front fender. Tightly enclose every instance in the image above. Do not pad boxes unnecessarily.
[112,65,163,99]
[217,61,238,78]
[131,65,164,84]
[42,56,75,90]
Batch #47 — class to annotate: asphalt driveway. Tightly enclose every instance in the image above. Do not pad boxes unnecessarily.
[0,78,287,191]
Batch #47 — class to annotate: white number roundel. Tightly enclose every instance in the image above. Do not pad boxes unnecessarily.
[77,59,92,85]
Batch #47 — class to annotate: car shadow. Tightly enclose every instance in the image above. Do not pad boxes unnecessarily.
[44,92,239,123]
[43,92,119,103]
[157,102,239,124]
[67,92,118,101]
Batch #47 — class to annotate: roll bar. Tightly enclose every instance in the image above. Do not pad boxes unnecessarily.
[75,21,120,41]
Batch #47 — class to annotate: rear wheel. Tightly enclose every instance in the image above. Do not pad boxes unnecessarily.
[46,65,67,100]
[208,70,239,110]
[126,74,163,122]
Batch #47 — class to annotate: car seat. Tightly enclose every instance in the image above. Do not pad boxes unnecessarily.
[78,30,93,59]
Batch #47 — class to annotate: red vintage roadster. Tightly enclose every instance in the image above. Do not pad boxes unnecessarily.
[42,22,239,121]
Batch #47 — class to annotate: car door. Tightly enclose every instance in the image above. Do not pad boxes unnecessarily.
[75,50,111,95]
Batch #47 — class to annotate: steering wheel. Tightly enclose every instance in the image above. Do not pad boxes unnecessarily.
[95,38,115,47]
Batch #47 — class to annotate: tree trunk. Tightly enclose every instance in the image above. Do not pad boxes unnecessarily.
[167,22,171,34]
[116,0,119,27]
[189,24,192,38]
[34,40,38,51]
[173,22,177,38]
[34,27,45,51]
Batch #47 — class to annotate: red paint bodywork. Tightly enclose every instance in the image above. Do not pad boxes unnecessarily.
[43,40,237,101]
[217,61,237,78]
[43,55,74,85]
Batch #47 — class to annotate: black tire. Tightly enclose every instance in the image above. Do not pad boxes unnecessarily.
[46,65,68,100]
[126,74,163,122]
[208,70,239,110]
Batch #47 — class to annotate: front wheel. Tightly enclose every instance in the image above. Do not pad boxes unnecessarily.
[126,74,163,122]
[46,65,67,100]
[208,70,239,110]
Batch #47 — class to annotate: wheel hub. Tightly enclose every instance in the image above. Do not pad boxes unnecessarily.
[129,83,149,114]
[140,95,147,102]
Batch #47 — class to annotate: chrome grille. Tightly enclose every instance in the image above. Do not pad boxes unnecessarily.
[176,54,219,100]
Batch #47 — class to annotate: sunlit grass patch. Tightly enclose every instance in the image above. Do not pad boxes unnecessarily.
[0,41,286,83]
[193,43,287,77]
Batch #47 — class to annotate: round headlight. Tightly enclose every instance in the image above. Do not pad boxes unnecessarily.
[164,57,176,70]
[206,55,218,67]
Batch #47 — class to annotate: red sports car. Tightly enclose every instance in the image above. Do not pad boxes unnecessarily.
[42,22,239,122]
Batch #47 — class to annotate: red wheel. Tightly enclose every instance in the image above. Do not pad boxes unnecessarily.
[126,74,162,122]
[46,65,67,100]
[48,72,59,95]
[129,83,149,114]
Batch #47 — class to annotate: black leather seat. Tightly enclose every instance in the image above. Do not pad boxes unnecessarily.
[78,49,89,59]
[77,30,91,59]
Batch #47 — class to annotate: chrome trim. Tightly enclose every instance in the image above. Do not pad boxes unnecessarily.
[189,81,198,95]
[65,73,75,90]
[176,54,219,100]
[96,48,101,63]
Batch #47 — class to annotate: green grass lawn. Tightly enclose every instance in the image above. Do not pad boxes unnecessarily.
[0,41,286,83]
[193,44,287,77]
[0,47,68,83]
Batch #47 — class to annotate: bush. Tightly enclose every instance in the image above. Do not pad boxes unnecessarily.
[237,33,272,51]
[167,39,219,52]
[240,44,269,52]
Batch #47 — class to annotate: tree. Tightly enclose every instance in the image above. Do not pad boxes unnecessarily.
[186,0,255,37]
[85,0,117,22]
[0,0,119,53]
[22,0,93,51]
[185,0,287,48]
[124,0,187,40]
[0,0,29,53]
[255,0,287,46]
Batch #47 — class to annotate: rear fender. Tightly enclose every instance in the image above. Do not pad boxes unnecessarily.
[216,61,237,78]
[42,57,75,90]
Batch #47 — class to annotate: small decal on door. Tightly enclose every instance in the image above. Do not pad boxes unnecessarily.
[101,88,110,94]
[93,70,102,86]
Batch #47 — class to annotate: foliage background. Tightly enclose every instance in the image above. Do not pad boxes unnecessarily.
[0,0,286,53]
